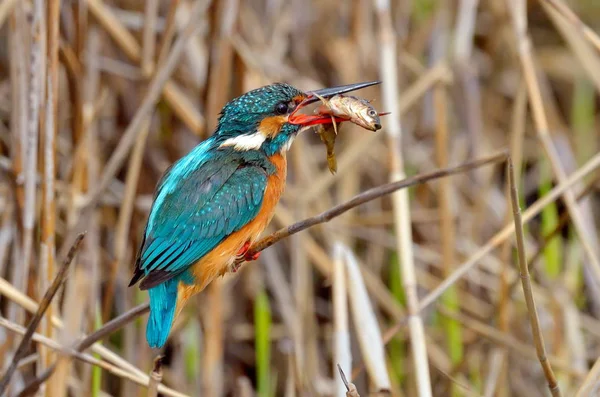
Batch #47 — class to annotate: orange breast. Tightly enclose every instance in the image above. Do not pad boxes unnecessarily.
[176,153,287,313]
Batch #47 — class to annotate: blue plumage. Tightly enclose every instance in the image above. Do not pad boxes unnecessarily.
[130,83,312,348]
[131,135,279,346]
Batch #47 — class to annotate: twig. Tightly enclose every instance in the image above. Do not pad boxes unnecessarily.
[0,233,85,395]
[508,0,600,288]
[147,356,163,397]
[0,317,188,397]
[239,151,507,263]
[337,364,360,397]
[508,159,561,396]
[381,149,600,346]
[16,302,151,394]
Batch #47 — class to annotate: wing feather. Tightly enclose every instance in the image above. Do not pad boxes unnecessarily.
[131,155,269,290]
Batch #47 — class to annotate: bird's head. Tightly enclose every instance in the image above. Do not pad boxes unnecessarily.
[216,81,379,156]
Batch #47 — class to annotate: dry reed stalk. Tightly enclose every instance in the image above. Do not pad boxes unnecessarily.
[40,0,61,381]
[384,149,600,343]
[103,0,159,321]
[50,265,89,397]
[541,0,600,52]
[0,277,186,396]
[202,281,225,397]
[141,0,159,75]
[575,356,600,396]
[508,159,561,396]
[437,306,582,378]
[156,0,180,69]
[205,0,239,131]
[498,79,528,396]
[7,1,27,332]
[86,0,205,133]
[482,348,507,397]
[452,0,485,241]
[260,250,298,341]
[0,0,18,29]
[542,3,600,98]
[433,57,463,375]
[55,0,207,264]
[0,317,188,397]
[0,233,84,395]
[81,0,206,211]
[9,0,45,329]
[507,0,600,286]
[341,245,390,392]
[333,243,351,397]
[291,206,317,392]
[271,209,406,322]
[104,121,150,320]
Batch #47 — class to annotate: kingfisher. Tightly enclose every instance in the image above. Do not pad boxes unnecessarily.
[129,81,379,348]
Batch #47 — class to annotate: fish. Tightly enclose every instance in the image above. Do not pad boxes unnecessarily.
[315,123,338,174]
[313,93,384,134]
[310,93,387,174]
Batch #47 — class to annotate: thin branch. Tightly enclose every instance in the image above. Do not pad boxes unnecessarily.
[16,302,151,394]
[508,158,561,397]
[0,317,187,397]
[20,151,505,393]
[239,150,508,263]
[147,356,163,397]
[378,149,600,354]
[0,233,85,394]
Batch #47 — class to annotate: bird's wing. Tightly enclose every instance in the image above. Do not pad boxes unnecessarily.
[130,154,268,290]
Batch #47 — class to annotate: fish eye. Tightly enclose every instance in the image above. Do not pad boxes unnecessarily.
[275,102,289,115]
[368,109,377,117]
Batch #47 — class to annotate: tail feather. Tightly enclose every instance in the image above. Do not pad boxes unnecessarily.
[146,277,179,348]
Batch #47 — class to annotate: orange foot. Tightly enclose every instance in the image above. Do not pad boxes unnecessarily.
[233,242,261,273]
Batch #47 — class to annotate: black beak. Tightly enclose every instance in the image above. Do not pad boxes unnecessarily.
[302,80,381,105]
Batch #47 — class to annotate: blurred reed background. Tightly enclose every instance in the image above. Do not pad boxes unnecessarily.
[1,0,600,396]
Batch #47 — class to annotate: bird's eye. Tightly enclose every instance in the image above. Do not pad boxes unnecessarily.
[275,102,289,115]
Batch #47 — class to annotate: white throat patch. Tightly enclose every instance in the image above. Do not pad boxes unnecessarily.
[281,135,295,152]
[219,131,266,151]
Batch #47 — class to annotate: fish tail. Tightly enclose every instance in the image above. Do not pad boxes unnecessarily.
[146,277,179,348]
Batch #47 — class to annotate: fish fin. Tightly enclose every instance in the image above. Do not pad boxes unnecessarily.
[146,277,179,348]
[331,116,338,135]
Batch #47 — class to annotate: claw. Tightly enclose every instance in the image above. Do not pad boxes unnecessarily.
[232,242,260,273]
[244,251,261,262]
[236,241,251,257]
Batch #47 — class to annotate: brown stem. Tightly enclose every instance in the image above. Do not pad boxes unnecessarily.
[0,233,85,394]
[237,150,508,265]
